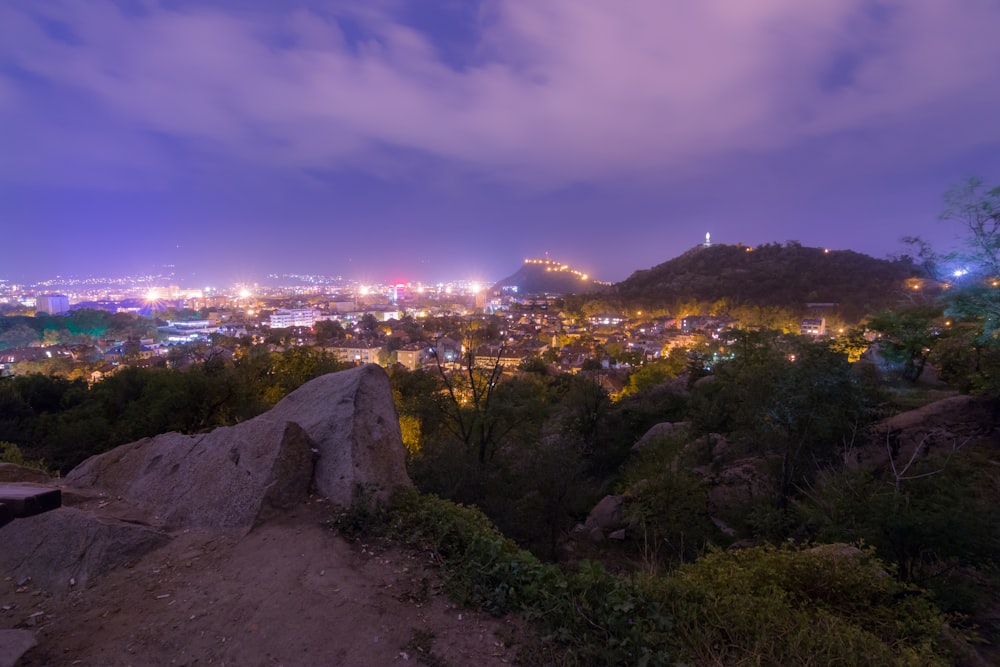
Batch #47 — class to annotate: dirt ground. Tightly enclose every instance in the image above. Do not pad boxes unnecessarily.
[1,498,528,667]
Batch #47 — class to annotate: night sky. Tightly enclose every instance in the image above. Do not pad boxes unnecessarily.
[2,1,999,286]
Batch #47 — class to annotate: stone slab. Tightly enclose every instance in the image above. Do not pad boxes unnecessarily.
[0,484,62,518]
[0,503,10,529]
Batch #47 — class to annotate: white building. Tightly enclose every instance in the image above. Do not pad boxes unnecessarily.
[270,308,319,328]
[36,294,70,315]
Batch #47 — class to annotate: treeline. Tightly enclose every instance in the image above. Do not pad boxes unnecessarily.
[0,309,159,349]
[0,347,350,472]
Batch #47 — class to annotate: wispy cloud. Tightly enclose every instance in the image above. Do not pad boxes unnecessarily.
[2,0,998,189]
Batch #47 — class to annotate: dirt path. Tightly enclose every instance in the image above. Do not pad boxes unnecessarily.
[2,499,525,666]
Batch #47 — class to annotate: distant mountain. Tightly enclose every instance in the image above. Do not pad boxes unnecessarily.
[492,258,609,296]
[615,242,918,316]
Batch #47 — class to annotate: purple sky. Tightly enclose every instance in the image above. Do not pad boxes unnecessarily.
[2,0,999,286]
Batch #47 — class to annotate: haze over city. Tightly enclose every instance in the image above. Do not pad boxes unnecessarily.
[3,0,999,285]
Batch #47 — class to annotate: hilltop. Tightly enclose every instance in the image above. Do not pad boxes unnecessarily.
[492,258,609,296]
[615,242,918,316]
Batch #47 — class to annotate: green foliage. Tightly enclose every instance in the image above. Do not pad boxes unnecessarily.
[621,435,716,567]
[903,177,1000,396]
[378,489,674,666]
[690,331,881,504]
[0,310,159,350]
[868,305,945,382]
[0,349,352,473]
[0,441,46,470]
[343,490,954,666]
[622,355,683,396]
[655,544,952,666]
[796,452,1000,617]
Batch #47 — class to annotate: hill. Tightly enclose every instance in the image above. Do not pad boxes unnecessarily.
[492,258,608,296]
[615,242,917,317]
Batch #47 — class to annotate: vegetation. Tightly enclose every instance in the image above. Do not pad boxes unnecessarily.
[0,347,350,472]
[615,242,916,321]
[0,309,159,350]
[332,488,955,666]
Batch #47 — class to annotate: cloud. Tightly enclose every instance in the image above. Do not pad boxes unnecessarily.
[1,0,998,189]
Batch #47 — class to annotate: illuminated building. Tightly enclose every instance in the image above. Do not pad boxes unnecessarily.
[270,308,319,328]
[36,294,70,314]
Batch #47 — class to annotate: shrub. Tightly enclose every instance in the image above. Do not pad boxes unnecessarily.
[335,490,957,666]
[651,544,952,666]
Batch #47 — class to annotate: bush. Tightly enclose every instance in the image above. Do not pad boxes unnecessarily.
[652,544,953,666]
[333,490,957,666]
[378,489,674,666]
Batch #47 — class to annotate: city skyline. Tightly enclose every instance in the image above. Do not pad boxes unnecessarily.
[3,1,999,285]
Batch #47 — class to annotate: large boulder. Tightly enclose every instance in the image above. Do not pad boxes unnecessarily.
[632,422,692,451]
[866,395,999,468]
[66,419,315,532]
[579,494,626,541]
[263,363,412,506]
[65,364,412,531]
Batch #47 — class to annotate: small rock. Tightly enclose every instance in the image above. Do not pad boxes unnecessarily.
[608,529,626,540]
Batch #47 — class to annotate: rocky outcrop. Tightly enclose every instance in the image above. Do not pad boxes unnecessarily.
[851,395,1000,471]
[64,364,412,532]
[632,421,692,451]
[264,363,412,506]
[66,419,315,532]
[2,365,413,600]
[0,507,169,592]
[577,494,626,542]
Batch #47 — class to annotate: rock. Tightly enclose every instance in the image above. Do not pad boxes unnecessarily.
[65,364,411,529]
[705,456,775,511]
[608,529,626,540]
[0,629,37,667]
[809,543,862,559]
[0,507,168,592]
[0,463,50,484]
[264,363,412,506]
[710,516,737,537]
[583,494,625,540]
[66,419,315,532]
[633,422,691,451]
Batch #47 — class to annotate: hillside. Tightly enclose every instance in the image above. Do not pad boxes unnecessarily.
[615,242,917,316]
[492,258,608,296]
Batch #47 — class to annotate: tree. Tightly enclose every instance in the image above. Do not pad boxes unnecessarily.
[941,176,1000,276]
[867,305,944,382]
[690,331,879,507]
[313,319,345,345]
